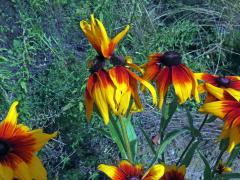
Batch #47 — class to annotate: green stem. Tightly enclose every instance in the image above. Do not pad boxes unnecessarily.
[119,116,133,162]
[212,148,225,175]
[177,114,209,166]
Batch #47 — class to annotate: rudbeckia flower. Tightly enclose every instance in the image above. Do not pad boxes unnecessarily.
[85,56,157,124]
[98,160,165,180]
[80,14,130,59]
[143,51,199,108]
[216,161,232,174]
[195,73,240,102]
[0,101,57,180]
[199,100,240,152]
[160,164,186,180]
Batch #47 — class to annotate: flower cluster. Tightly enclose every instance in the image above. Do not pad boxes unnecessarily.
[80,14,240,179]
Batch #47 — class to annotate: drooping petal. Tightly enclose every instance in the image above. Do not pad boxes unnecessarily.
[84,90,94,121]
[92,80,110,124]
[142,164,165,180]
[143,56,161,82]
[126,68,157,106]
[28,156,47,180]
[227,126,240,153]
[172,65,192,104]
[117,89,131,115]
[98,164,126,180]
[156,67,171,109]
[205,83,225,100]
[109,66,129,105]
[31,129,57,152]
[0,164,13,180]
[129,75,143,110]
[180,65,199,103]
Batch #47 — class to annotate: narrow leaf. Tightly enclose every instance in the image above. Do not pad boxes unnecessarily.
[198,150,212,180]
[140,127,156,155]
[181,140,200,167]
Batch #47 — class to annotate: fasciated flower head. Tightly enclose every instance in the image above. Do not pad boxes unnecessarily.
[80,14,130,59]
[195,73,240,102]
[143,51,199,108]
[85,55,157,124]
[0,101,57,180]
[98,160,165,180]
[160,164,186,180]
[199,100,240,153]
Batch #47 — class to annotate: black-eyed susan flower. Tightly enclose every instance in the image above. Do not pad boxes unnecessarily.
[85,56,157,124]
[80,14,129,59]
[195,73,240,102]
[216,161,232,174]
[0,101,57,180]
[199,100,240,153]
[160,164,186,180]
[143,51,199,108]
[98,160,165,180]
[108,55,157,116]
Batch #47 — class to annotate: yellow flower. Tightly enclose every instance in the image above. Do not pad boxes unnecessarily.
[216,161,232,174]
[199,100,240,153]
[143,51,199,108]
[0,101,57,180]
[195,73,240,102]
[160,164,186,180]
[80,14,129,59]
[98,160,165,180]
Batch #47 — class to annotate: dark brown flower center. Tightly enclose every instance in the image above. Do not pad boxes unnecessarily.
[161,51,182,67]
[0,140,10,157]
[110,54,126,66]
[216,164,224,174]
[89,55,105,73]
[215,77,231,88]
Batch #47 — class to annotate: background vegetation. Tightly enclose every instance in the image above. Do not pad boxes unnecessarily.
[1,0,240,179]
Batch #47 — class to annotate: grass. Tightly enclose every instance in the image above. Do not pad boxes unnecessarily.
[1,0,240,179]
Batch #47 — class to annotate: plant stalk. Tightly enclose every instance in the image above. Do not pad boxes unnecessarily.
[177,114,209,165]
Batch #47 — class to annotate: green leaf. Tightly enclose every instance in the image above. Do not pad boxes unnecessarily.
[140,127,156,155]
[206,116,217,123]
[185,107,200,137]
[219,139,229,152]
[20,81,27,93]
[160,98,177,132]
[181,140,200,167]
[214,173,240,179]
[108,115,127,159]
[150,129,187,167]
[198,150,213,180]
[124,116,138,161]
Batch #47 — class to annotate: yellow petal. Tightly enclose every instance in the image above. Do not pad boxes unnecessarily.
[0,164,13,180]
[13,159,31,180]
[142,164,165,180]
[117,89,131,116]
[225,88,240,101]
[98,164,125,179]
[205,83,225,100]
[31,129,57,152]
[178,165,186,175]
[199,101,226,119]
[28,156,47,180]
[227,127,240,153]
[3,101,19,124]
[127,69,157,106]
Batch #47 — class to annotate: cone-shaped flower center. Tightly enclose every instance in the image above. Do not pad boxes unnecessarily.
[89,55,105,73]
[110,54,126,66]
[127,177,140,180]
[161,51,182,67]
[216,77,230,88]
[217,164,224,174]
[0,140,10,156]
